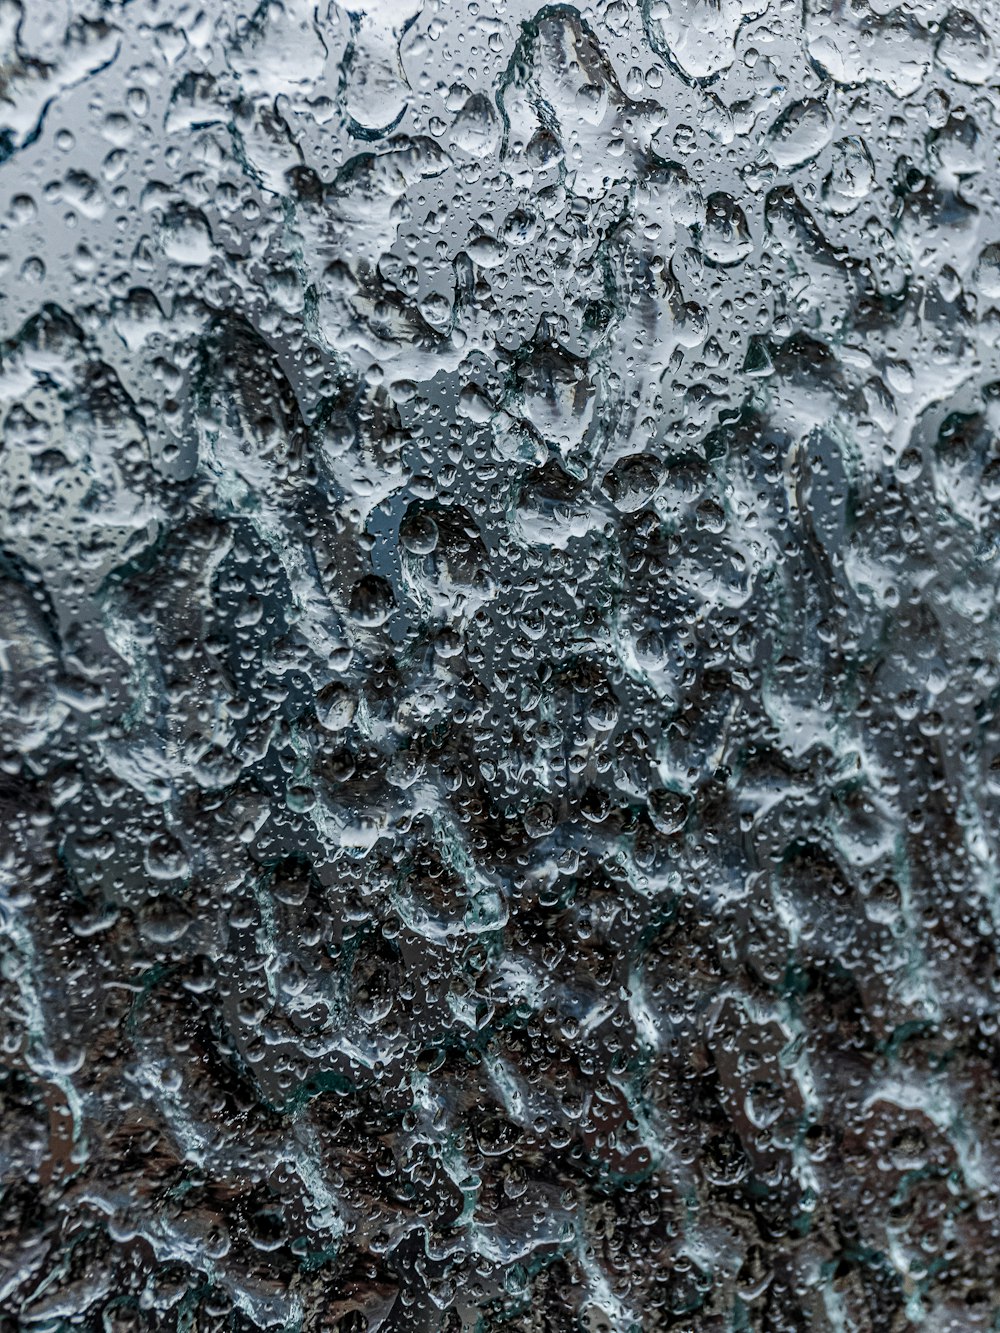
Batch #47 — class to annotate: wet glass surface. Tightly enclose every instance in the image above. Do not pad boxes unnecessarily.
[2,0,1000,1329]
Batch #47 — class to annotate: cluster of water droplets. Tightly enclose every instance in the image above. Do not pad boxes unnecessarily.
[2,0,1000,1329]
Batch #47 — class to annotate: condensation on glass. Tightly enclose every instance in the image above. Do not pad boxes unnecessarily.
[0,0,998,1329]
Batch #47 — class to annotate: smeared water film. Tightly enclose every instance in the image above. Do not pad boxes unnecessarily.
[2,0,1000,1328]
